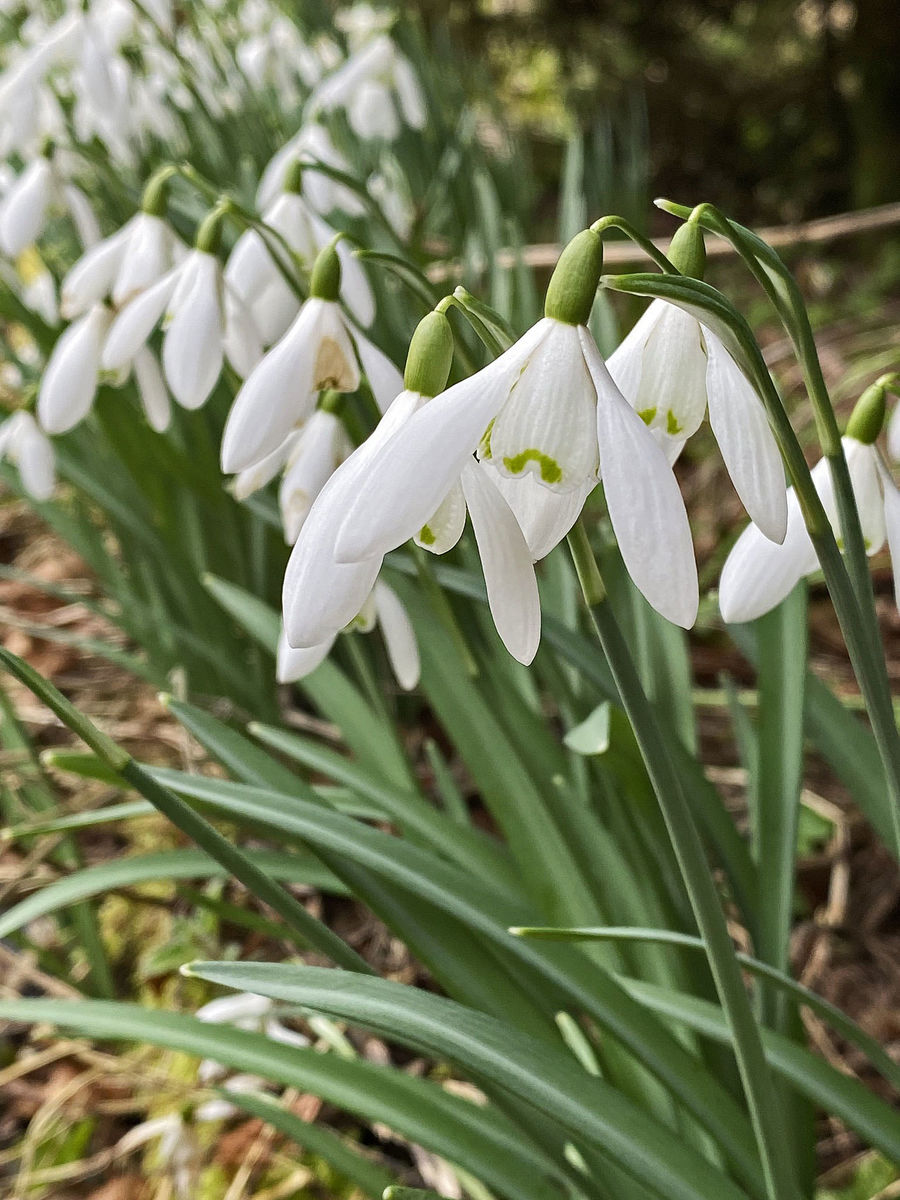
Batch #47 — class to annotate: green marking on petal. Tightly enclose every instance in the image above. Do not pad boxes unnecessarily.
[418,525,436,546]
[478,418,495,460]
[637,406,657,426]
[503,449,563,485]
[666,410,683,435]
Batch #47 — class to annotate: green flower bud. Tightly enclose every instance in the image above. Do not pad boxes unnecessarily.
[846,382,886,445]
[544,229,604,326]
[667,220,706,279]
[195,207,225,254]
[404,310,454,397]
[310,241,342,301]
[283,160,304,195]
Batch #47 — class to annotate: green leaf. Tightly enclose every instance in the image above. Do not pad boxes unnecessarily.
[184,963,752,1200]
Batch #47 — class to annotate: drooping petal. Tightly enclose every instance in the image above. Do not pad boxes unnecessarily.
[252,274,302,345]
[840,438,886,554]
[132,346,170,432]
[582,328,699,628]
[887,403,900,464]
[489,319,599,492]
[225,226,275,304]
[282,389,425,648]
[354,331,403,412]
[101,264,180,370]
[222,285,264,378]
[111,212,174,307]
[459,461,540,664]
[632,303,709,439]
[415,478,467,553]
[232,433,299,501]
[276,627,334,681]
[393,53,427,129]
[0,158,53,255]
[335,320,550,562]
[60,221,130,317]
[1,412,54,501]
[704,329,787,544]
[162,251,223,409]
[719,488,817,624]
[606,297,666,411]
[278,410,345,544]
[37,304,110,434]
[877,457,900,611]
[488,467,595,561]
[373,580,420,689]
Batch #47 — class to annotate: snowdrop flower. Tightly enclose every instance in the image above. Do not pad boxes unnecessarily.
[0,157,55,256]
[196,990,308,1083]
[117,1113,199,1200]
[309,33,426,140]
[720,431,900,623]
[335,232,699,629]
[257,124,365,216]
[279,406,353,544]
[221,241,397,474]
[226,161,375,338]
[37,303,113,434]
[277,579,420,689]
[283,310,543,663]
[608,298,787,543]
[0,411,55,500]
[103,213,262,410]
[61,179,182,318]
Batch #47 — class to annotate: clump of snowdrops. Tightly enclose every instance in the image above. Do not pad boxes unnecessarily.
[1,4,900,1200]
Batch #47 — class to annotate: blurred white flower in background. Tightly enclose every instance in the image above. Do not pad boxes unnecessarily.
[0,411,55,500]
[309,32,426,142]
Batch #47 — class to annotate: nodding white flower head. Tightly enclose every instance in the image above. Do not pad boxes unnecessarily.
[37,303,113,434]
[279,406,353,544]
[334,233,699,630]
[309,34,426,140]
[103,211,262,411]
[719,430,900,624]
[221,240,396,475]
[195,990,308,1083]
[226,162,375,338]
[0,156,55,256]
[0,411,55,500]
[607,220,787,545]
[61,182,182,319]
[278,578,420,689]
[257,124,365,217]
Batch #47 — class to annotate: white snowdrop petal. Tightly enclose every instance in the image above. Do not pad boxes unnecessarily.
[877,458,900,611]
[842,438,886,554]
[61,224,129,317]
[704,329,787,543]
[276,628,334,681]
[373,580,420,689]
[232,434,298,501]
[887,404,900,464]
[335,321,550,562]
[37,305,110,434]
[2,412,54,500]
[606,298,666,408]
[354,331,403,412]
[0,158,53,255]
[132,346,170,432]
[196,992,272,1023]
[415,478,467,553]
[638,303,709,438]
[101,266,180,370]
[488,468,594,561]
[283,390,424,647]
[224,227,275,303]
[162,252,223,409]
[393,54,427,129]
[583,330,699,628]
[460,461,541,664]
[490,320,599,492]
[223,285,264,378]
[63,184,101,249]
[111,212,173,307]
[719,488,816,623]
[278,410,343,544]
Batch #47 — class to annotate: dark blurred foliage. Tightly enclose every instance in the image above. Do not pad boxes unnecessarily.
[413,0,900,223]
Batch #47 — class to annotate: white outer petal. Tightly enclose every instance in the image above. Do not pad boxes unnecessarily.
[460,461,541,664]
[719,488,816,624]
[582,328,699,628]
[373,580,419,689]
[232,434,298,501]
[2,412,54,500]
[876,457,900,611]
[223,285,264,378]
[37,305,110,434]
[0,158,53,255]
[60,222,130,317]
[282,389,424,648]
[335,320,549,562]
[132,346,170,432]
[704,329,787,544]
[393,53,427,128]
[416,478,467,554]
[488,467,594,561]
[887,403,900,464]
[63,184,101,249]
[101,264,180,369]
[278,410,344,544]
[162,252,223,409]
[354,331,403,413]
[606,297,666,409]
[841,437,886,554]
[111,212,174,307]
[276,628,334,681]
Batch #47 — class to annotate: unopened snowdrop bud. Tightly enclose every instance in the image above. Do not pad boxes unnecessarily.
[403,310,453,398]
[37,303,112,433]
[846,381,886,446]
[221,242,360,475]
[0,411,55,500]
[667,218,706,279]
[544,229,604,326]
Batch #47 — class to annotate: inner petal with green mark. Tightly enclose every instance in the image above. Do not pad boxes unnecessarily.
[502,448,563,485]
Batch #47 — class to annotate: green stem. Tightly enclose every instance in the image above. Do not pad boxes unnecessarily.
[566,525,800,1200]
[412,546,479,677]
[590,216,678,275]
